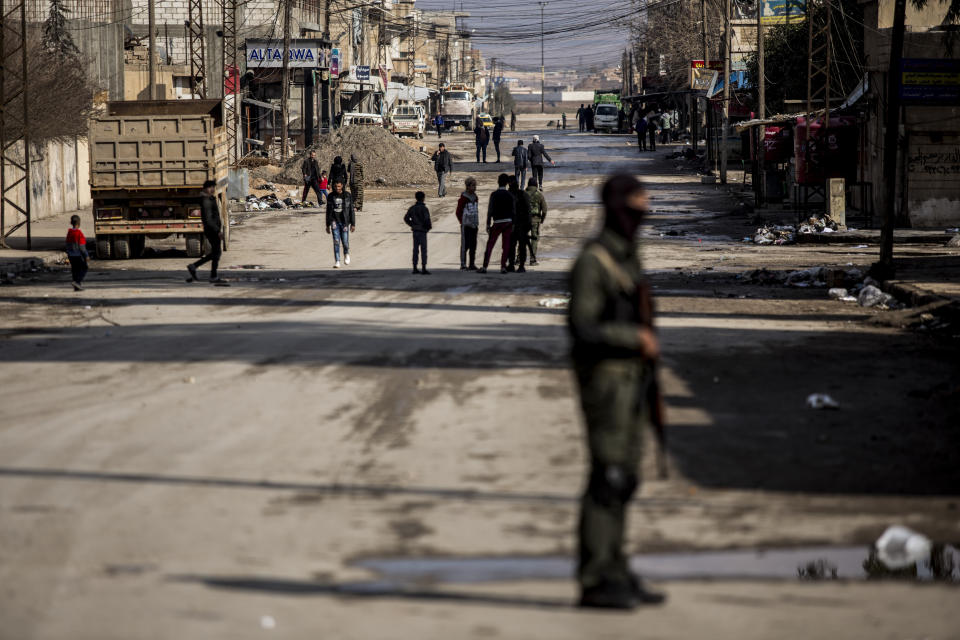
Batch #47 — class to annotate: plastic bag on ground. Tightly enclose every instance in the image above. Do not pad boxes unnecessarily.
[875,525,932,569]
[806,393,839,409]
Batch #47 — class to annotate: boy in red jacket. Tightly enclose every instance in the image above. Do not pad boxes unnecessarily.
[64,214,89,291]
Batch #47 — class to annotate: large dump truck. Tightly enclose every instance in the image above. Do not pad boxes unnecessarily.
[439,84,475,131]
[88,100,229,259]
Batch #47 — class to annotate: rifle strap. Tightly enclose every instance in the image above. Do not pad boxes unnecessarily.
[584,243,635,295]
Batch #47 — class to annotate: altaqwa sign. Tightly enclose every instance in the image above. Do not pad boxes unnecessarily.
[245,39,328,69]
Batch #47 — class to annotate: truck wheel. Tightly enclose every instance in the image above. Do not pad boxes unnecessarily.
[96,237,113,259]
[113,236,131,260]
[185,234,203,258]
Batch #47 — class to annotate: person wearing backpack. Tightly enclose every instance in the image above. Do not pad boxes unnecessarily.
[455,176,480,270]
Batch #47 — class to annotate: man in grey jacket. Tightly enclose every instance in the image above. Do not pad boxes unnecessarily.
[403,191,433,274]
[527,135,555,189]
[431,143,454,197]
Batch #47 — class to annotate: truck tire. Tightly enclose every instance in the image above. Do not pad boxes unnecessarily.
[185,234,203,258]
[113,236,131,260]
[96,237,113,259]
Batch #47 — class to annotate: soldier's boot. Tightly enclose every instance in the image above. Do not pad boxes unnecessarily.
[578,580,636,610]
[629,574,666,605]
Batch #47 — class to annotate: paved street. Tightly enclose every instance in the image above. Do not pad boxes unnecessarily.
[1,126,959,638]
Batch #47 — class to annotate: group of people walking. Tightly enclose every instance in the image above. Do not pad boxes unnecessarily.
[406,172,549,275]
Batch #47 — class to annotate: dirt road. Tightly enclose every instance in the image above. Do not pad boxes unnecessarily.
[1,126,958,639]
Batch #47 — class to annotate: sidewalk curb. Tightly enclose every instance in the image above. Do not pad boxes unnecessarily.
[882,279,960,325]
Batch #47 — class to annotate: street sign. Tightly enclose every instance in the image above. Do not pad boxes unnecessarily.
[901,58,960,104]
[355,65,370,81]
[245,39,327,69]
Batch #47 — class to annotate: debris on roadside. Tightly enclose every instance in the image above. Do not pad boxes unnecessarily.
[806,393,840,410]
[947,234,960,248]
[875,525,932,570]
[798,214,843,235]
[538,297,570,308]
[857,284,901,309]
[753,224,796,245]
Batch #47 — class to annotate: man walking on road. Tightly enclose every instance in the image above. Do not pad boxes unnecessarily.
[492,117,504,163]
[577,104,586,132]
[527,135,555,189]
[510,109,516,132]
[586,104,595,132]
[512,139,529,190]
[562,112,567,130]
[329,156,348,189]
[647,113,658,152]
[325,180,355,268]
[435,114,444,138]
[431,143,453,197]
[404,191,432,275]
[635,114,647,152]
[478,173,515,274]
[186,179,225,284]
[508,176,531,272]
[474,120,490,163]
[568,173,666,610]
[455,177,480,270]
[525,177,548,265]
[301,150,324,204]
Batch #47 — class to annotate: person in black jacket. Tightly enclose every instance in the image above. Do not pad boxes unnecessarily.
[474,120,489,163]
[325,180,355,268]
[187,180,225,283]
[492,117,504,162]
[403,191,433,274]
[301,151,324,204]
[478,173,515,274]
[431,143,454,197]
[329,156,348,189]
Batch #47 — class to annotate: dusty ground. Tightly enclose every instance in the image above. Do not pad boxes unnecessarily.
[1,125,958,639]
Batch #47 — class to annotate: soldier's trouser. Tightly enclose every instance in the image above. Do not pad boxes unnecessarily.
[575,359,647,590]
[529,215,541,259]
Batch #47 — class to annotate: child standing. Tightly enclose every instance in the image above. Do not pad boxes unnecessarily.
[318,170,328,205]
[403,191,432,275]
[65,214,89,291]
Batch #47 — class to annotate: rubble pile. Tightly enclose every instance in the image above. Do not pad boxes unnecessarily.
[281,126,435,186]
[798,214,842,235]
[242,192,316,211]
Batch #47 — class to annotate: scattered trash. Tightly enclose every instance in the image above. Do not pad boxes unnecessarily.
[538,297,570,308]
[858,284,899,309]
[753,224,796,245]
[260,615,277,630]
[947,235,960,248]
[183,376,196,384]
[828,287,849,300]
[806,393,839,410]
[875,525,932,569]
[853,244,869,249]
[946,227,959,233]
[798,214,843,235]
[83,305,92,310]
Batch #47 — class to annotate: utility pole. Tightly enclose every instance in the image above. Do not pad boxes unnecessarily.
[696,0,707,155]
[539,1,547,113]
[877,0,907,275]
[720,0,730,184]
[281,0,291,161]
[756,0,765,205]
[148,0,156,99]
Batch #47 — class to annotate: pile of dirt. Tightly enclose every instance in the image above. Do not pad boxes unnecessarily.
[281,126,435,186]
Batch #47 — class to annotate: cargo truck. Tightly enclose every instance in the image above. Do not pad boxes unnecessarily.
[439,84,475,131]
[88,100,229,259]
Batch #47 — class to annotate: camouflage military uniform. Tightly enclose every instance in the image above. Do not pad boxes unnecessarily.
[348,158,365,211]
[568,226,652,594]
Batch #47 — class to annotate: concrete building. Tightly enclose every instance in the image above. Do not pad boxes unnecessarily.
[857,0,960,227]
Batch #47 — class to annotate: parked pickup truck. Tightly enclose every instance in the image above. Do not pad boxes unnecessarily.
[88,100,229,259]
[389,104,425,138]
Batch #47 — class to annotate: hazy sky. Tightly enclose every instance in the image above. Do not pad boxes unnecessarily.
[412,0,634,72]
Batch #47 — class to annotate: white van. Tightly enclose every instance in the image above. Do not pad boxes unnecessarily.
[593,104,620,133]
[389,104,426,138]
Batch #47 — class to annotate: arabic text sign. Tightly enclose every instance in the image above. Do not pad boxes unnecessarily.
[355,65,371,81]
[246,39,326,68]
[901,58,960,104]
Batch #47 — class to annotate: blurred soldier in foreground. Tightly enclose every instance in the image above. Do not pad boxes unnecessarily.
[568,174,666,610]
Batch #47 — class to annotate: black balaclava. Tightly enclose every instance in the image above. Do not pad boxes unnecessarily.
[601,173,646,242]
